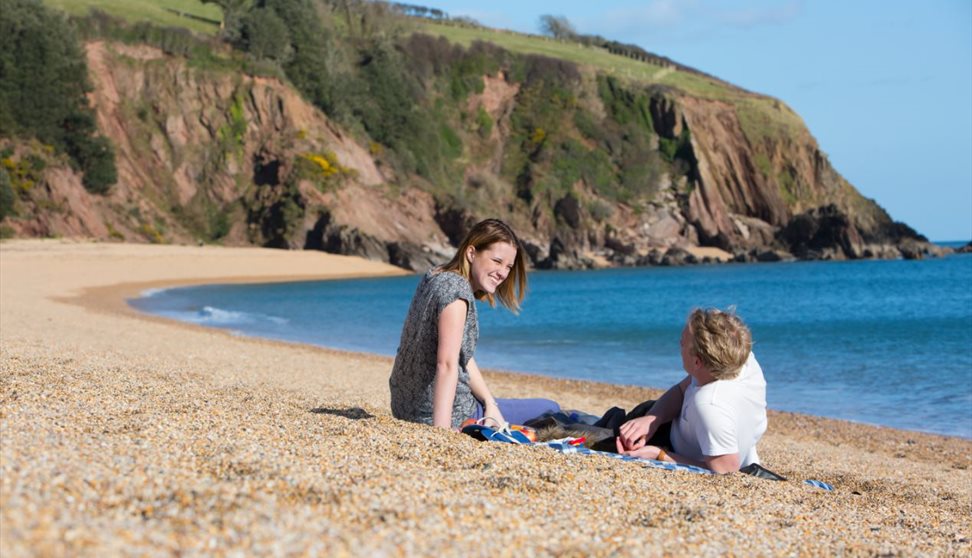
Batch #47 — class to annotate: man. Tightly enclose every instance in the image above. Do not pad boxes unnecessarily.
[616,308,767,474]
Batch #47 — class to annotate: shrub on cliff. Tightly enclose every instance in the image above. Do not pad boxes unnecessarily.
[202,0,251,43]
[0,0,117,194]
[597,75,653,133]
[68,134,117,195]
[237,7,293,63]
[263,0,337,111]
[0,167,15,221]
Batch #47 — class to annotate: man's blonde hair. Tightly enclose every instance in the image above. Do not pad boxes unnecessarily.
[687,308,752,380]
[440,218,527,313]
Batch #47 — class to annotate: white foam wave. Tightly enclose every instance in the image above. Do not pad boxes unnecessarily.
[180,306,290,326]
[196,306,250,324]
[139,287,169,298]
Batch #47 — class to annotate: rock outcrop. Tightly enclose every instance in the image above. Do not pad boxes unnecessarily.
[0,39,941,270]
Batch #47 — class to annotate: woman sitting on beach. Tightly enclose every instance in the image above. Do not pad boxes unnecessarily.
[389,218,560,430]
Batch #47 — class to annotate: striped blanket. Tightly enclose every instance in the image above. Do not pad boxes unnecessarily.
[462,424,833,491]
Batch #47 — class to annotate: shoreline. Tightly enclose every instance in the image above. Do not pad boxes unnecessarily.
[117,260,970,442]
[51,240,972,448]
[76,270,672,426]
[2,239,970,555]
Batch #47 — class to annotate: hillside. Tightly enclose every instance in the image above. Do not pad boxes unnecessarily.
[0,0,943,268]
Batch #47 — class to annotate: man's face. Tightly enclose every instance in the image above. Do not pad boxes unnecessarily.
[680,324,698,375]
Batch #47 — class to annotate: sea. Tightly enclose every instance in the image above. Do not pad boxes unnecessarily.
[130,244,972,439]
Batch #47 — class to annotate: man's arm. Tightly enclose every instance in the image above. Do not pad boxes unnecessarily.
[617,376,690,450]
[621,399,744,473]
[699,452,740,474]
[616,444,741,474]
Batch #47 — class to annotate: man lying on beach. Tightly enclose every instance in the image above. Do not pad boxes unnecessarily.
[614,308,767,474]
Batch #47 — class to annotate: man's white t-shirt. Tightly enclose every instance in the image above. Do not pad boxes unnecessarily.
[670,352,767,467]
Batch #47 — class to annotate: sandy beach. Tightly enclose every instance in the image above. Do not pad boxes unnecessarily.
[1,240,969,556]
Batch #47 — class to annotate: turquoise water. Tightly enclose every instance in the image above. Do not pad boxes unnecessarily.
[130,252,972,438]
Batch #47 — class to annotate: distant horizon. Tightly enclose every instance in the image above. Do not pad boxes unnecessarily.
[424,1,972,241]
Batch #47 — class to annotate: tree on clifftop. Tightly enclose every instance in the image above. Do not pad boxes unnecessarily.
[201,0,254,42]
[539,15,576,40]
[0,0,117,194]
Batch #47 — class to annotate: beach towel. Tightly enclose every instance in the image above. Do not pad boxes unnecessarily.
[541,439,714,475]
[461,424,834,491]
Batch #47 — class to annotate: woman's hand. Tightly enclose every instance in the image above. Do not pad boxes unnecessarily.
[616,439,663,460]
[466,358,506,427]
[483,400,506,427]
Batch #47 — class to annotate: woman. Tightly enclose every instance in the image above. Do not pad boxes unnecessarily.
[389,218,560,430]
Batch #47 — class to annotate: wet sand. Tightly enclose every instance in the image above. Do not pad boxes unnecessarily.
[1,239,969,556]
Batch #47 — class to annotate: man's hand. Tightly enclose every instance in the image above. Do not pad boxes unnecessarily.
[617,415,657,451]
[616,438,663,460]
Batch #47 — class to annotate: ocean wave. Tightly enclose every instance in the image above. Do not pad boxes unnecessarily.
[139,287,169,298]
[177,306,290,327]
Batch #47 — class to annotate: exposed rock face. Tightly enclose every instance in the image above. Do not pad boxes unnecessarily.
[645,93,936,263]
[0,40,939,270]
[781,204,865,260]
[3,42,451,267]
[675,97,791,247]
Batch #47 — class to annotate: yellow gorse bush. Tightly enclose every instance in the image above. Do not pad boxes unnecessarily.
[2,156,39,193]
[304,153,339,177]
[529,127,547,147]
[297,152,358,188]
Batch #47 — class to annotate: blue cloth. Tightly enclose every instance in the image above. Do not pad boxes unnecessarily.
[461,426,835,491]
[541,442,833,490]
[541,441,713,475]
[803,479,834,491]
[472,398,561,425]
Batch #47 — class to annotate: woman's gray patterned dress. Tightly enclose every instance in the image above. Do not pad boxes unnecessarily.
[389,269,479,428]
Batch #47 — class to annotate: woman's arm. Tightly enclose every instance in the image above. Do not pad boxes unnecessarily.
[432,299,468,429]
[466,357,506,425]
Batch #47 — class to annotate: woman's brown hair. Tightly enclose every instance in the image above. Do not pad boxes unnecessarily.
[440,218,527,313]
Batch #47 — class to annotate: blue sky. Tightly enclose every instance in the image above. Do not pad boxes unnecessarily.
[426,0,972,241]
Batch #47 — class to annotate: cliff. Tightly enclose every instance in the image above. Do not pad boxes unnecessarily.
[0,31,943,269]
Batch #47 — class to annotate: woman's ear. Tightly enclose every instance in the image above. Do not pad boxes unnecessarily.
[465,246,476,264]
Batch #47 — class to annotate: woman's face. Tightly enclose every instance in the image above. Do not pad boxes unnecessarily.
[466,241,517,294]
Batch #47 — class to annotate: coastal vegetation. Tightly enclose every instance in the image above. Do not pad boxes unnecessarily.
[0,0,936,267]
[44,0,222,34]
[1,0,117,195]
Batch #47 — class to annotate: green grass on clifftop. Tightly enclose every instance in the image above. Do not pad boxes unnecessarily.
[417,22,733,99]
[415,21,807,143]
[42,2,808,146]
[44,0,221,34]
